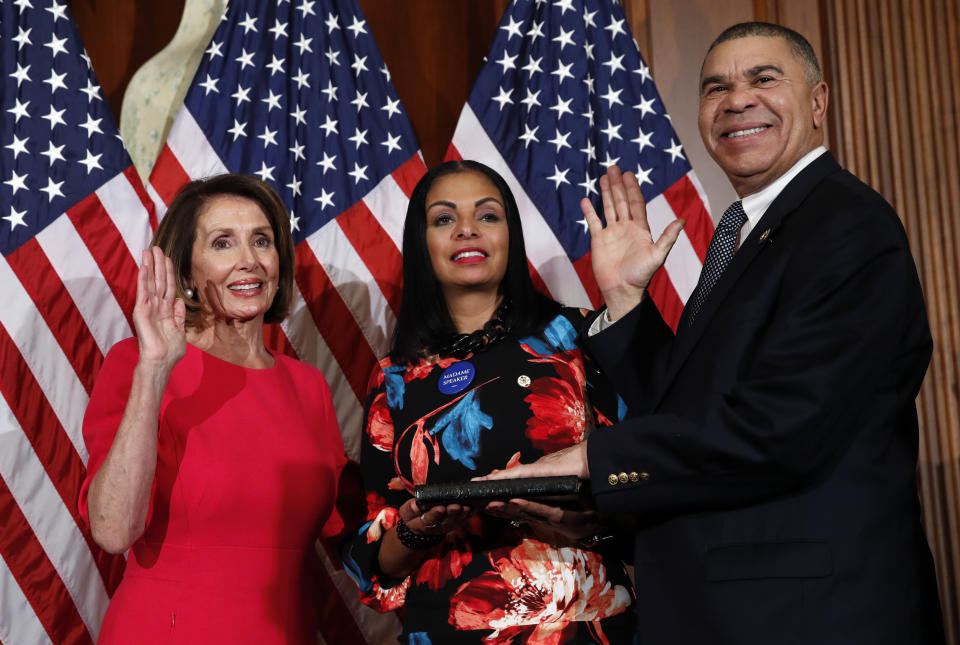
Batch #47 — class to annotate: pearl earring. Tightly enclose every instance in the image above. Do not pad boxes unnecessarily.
[184,288,194,299]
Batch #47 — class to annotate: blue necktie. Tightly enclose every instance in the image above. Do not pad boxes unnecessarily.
[685,200,748,327]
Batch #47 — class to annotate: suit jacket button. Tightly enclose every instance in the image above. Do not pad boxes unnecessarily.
[628,471,640,482]
[618,472,629,484]
[607,474,619,486]
[639,472,650,481]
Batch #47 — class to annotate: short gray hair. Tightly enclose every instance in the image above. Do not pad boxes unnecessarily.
[705,22,822,86]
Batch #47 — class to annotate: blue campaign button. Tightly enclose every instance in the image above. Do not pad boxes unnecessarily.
[438,362,476,395]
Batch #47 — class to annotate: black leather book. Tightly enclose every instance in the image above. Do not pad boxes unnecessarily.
[415,476,586,508]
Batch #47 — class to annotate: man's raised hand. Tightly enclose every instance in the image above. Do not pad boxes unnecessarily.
[582,166,685,320]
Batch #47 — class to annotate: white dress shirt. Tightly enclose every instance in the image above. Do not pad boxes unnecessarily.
[737,145,827,246]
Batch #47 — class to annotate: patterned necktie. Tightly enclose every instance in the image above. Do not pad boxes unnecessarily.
[685,200,748,327]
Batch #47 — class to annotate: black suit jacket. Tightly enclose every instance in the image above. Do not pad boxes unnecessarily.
[584,152,944,644]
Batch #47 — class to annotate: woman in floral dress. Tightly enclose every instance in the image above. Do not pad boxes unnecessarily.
[341,161,635,644]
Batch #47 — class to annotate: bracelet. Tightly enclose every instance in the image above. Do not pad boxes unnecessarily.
[395,518,443,551]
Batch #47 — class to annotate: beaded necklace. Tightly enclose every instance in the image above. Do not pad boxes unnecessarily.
[435,302,511,359]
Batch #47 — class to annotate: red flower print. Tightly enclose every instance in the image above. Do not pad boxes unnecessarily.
[415,544,474,591]
[365,506,399,544]
[448,539,631,644]
[365,491,389,521]
[517,347,593,453]
[524,376,588,453]
[594,408,613,428]
[406,356,460,382]
[409,419,441,486]
[519,344,587,391]
[360,577,410,613]
[366,391,394,452]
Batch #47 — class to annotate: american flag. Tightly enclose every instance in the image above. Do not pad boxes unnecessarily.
[0,1,153,643]
[445,0,714,327]
[145,0,414,642]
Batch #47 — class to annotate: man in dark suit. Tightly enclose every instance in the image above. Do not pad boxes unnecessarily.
[485,22,945,644]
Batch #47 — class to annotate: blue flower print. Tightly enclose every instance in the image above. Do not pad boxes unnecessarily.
[341,520,376,592]
[384,365,407,409]
[431,390,493,470]
[519,314,577,356]
[409,633,432,645]
[587,374,628,422]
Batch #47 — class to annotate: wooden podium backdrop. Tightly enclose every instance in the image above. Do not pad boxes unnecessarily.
[71,0,960,640]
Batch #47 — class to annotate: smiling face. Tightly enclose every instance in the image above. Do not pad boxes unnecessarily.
[698,35,828,197]
[424,170,510,297]
[189,194,279,323]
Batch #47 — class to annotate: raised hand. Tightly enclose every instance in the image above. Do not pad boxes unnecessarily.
[133,246,187,372]
[87,247,187,553]
[582,166,685,320]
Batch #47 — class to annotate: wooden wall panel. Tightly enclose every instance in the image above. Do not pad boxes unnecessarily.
[823,1,960,641]
[634,0,752,217]
[360,0,509,167]
[622,0,652,67]
[758,0,825,71]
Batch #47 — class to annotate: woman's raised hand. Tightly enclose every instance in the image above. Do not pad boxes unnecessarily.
[133,246,187,371]
[581,166,685,320]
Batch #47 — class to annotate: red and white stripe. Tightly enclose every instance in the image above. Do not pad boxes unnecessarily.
[0,168,151,644]
[447,103,714,329]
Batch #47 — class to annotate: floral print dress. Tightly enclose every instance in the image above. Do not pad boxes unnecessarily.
[341,311,636,644]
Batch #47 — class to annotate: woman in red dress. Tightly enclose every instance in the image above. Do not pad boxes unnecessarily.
[79,175,346,644]
[340,161,635,644]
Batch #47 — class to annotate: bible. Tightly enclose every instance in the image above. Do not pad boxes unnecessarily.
[415,476,587,508]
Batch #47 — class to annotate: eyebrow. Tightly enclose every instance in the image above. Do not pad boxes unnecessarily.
[206,225,273,236]
[700,64,785,90]
[748,64,784,77]
[474,196,503,208]
[426,196,504,210]
[700,75,725,90]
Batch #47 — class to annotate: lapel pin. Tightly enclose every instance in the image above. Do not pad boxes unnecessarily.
[758,228,772,243]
